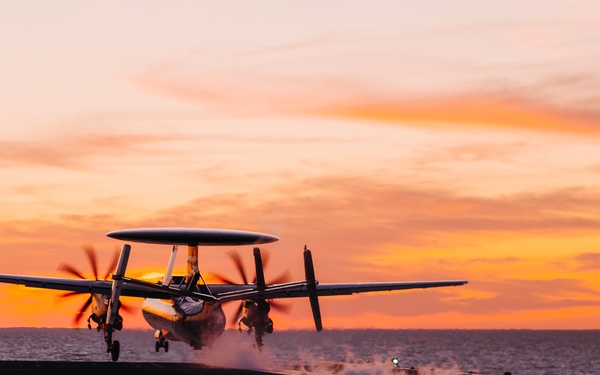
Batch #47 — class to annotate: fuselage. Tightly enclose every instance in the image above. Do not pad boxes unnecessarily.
[141,298,226,349]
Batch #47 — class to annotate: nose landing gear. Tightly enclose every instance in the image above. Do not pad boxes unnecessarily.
[155,337,169,352]
[154,329,169,352]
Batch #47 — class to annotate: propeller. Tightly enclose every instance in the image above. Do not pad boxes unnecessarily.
[56,246,124,325]
[212,248,293,326]
[58,245,119,282]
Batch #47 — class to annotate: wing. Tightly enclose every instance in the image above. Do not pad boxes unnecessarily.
[0,273,466,302]
[209,279,468,301]
[317,280,468,296]
[0,274,212,300]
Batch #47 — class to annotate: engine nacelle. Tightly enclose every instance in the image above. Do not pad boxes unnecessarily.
[239,299,274,336]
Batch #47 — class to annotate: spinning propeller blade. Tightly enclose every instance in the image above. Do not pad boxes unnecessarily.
[231,302,244,324]
[217,248,292,327]
[118,301,133,314]
[228,251,248,285]
[57,246,130,325]
[57,290,85,300]
[270,299,293,314]
[215,249,292,286]
[74,296,93,325]
[56,264,86,280]
[102,249,120,281]
[83,245,99,280]
[211,274,238,285]
[269,269,293,285]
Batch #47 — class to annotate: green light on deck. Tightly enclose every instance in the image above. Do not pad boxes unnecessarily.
[392,358,399,367]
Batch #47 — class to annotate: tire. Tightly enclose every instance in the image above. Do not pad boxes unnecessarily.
[111,340,120,362]
[164,341,169,353]
[155,341,160,352]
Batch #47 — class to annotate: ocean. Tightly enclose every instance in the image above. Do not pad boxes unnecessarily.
[0,328,598,375]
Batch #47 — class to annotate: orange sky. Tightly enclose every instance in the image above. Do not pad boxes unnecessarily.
[1,1,600,330]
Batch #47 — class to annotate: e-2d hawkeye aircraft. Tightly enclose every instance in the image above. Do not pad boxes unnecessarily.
[0,228,468,361]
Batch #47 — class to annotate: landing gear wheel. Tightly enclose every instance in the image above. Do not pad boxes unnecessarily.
[111,340,120,362]
[155,338,169,353]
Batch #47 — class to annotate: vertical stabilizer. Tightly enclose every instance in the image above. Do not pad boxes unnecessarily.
[304,245,323,331]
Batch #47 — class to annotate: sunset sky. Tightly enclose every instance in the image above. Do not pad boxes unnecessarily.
[1,1,600,330]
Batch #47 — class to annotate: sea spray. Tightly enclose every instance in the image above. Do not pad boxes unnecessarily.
[193,330,275,371]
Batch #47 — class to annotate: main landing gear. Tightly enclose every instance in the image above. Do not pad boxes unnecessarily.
[104,244,130,362]
[154,330,169,352]
[104,324,121,362]
[108,339,120,362]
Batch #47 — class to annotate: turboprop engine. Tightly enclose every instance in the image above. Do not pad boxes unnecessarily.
[57,244,130,361]
[57,246,127,331]
[238,299,274,337]
[213,247,292,348]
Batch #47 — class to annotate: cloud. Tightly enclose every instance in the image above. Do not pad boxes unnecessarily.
[4,173,600,267]
[413,141,531,165]
[139,175,600,255]
[130,25,600,136]
[453,278,600,315]
[0,127,347,171]
[3,173,600,327]
[310,95,600,135]
[469,256,520,264]
[0,133,189,169]
[133,62,600,136]
[573,253,600,271]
